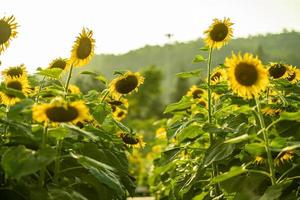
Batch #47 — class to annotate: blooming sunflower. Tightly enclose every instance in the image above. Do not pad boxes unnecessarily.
[186,85,206,99]
[48,57,70,71]
[70,28,95,67]
[2,64,27,79]
[118,132,146,148]
[0,15,18,54]
[32,97,90,124]
[262,106,282,116]
[155,127,167,139]
[113,107,127,121]
[0,76,30,106]
[286,65,300,84]
[68,84,81,94]
[109,71,144,98]
[226,53,269,99]
[268,62,289,79]
[254,156,264,165]
[275,151,294,166]
[204,18,233,49]
[107,97,129,110]
[210,67,227,85]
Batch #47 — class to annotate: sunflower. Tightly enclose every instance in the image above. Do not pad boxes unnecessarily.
[48,57,70,71]
[262,107,282,116]
[118,132,146,148]
[107,97,129,110]
[109,71,144,98]
[210,67,227,85]
[0,76,30,106]
[226,53,269,99]
[204,18,233,49]
[70,28,95,67]
[275,151,294,166]
[254,156,264,165]
[155,127,167,139]
[286,65,300,84]
[113,107,127,121]
[0,15,18,54]
[268,62,289,79]
[2,64,27,79]
[186,85,206,99]
[32,97,90,124]
[68,84,81,94]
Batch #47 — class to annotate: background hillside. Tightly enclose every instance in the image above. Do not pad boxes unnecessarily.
[73,31,300,103]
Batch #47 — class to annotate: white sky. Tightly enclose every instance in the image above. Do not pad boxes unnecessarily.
[1,0,300,72]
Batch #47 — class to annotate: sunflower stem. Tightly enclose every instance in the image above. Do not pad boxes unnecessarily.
[54,139,63,184]
[100,90,110,103]
[35,76,46,103]
[206,46,221,196]
[64,64,74,98]
[39,124,48,188]
[255,98,276,185]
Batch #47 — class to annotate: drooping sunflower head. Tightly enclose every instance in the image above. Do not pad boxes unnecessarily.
[262,106,282,116]
[0,76,30,106]
[186,85,206,99]
[107,97,129,110]
[48,57,70,71]
[109,71,144,98]
[70,28,95,67]
[268,62,289,79]
[204,18,233,49]
[254,155,264,165]
[226,53,269,99]
[113,107,127,121]
[286,65,300,84]
[32,97,90,124]
[210,67,227,85]
[68,84,81,94]
[0,15,18,54]
[2,64,27,79]
[118,132,146,148]
[275,150,294,166]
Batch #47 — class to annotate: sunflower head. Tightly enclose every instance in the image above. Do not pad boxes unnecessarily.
[204,18,233,49]
[226,53,269,99]
[254,156,264,165]
[155,127,167,139]
[70,28,95,67]
[48,58,70,71]
[113,107,127,121]
[2,64,27,79]
[68,84,81,94]
[286,65,300,84]
[186,85,206,99]
[119,132,145,148]
[32,97,90,124]
[108,97,129,110]
[268,62,289,79]
[0,76,30,106]
[262,106,282,116]
[109,71,144,98]
[275,151,294,166]
[210,67,227,85]
[0,15,18,54]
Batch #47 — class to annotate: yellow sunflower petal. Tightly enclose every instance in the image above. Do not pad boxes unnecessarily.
[0,15,18,54]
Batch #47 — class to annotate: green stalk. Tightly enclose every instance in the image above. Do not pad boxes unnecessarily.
[39,124,48,187]
[54,140,63,184]
[255,98,276,185]
[35,76,46,103]
[206,46,221,195]
[64,64,74,98]
[100,90,110,103]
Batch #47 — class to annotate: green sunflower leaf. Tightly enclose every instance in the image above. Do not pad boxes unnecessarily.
[176,69,201,79]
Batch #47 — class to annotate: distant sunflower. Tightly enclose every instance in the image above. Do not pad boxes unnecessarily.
[68,84,81,94]
[197,98,208,108]
[0,76,30,106]
[254,156,264,165]
[275,150,294,166]
[32,97,90,124]
[226,53,269,99]
[155,127,167,139]
[2,64,27,79]
[286,65,300,84]
[186,85,206,99]
[118,132,146,148]
[210,67,227,85]
[107,97,129,110]
[0,15,18,54]
[70,28,95,67]
[204,18,233,49]
[268,62,289,79]
[48,58,70,71]
[109,71,144,98]
[113,107,127,121]
[262,106,282,116]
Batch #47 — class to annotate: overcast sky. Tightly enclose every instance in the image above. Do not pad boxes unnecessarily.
[1,0,300,72]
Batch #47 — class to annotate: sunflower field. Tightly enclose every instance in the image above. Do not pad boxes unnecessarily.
[0,14,300,200]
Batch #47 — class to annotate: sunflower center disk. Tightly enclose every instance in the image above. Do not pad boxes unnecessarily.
[7,68,23,77]
[122,134,139,145]
[46,106,79,122]
[192,90,203,99]
[117,111,125,118]
[211,72,222,81]
[7,81,22,90]
[115,75,138,94]
[287,72,296,81]
[0,21,12,44]
[76,37,92,59]
[234,62,258,86]
[51,60,66,70]
[269,64,286,79]
[210,23,228,42]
